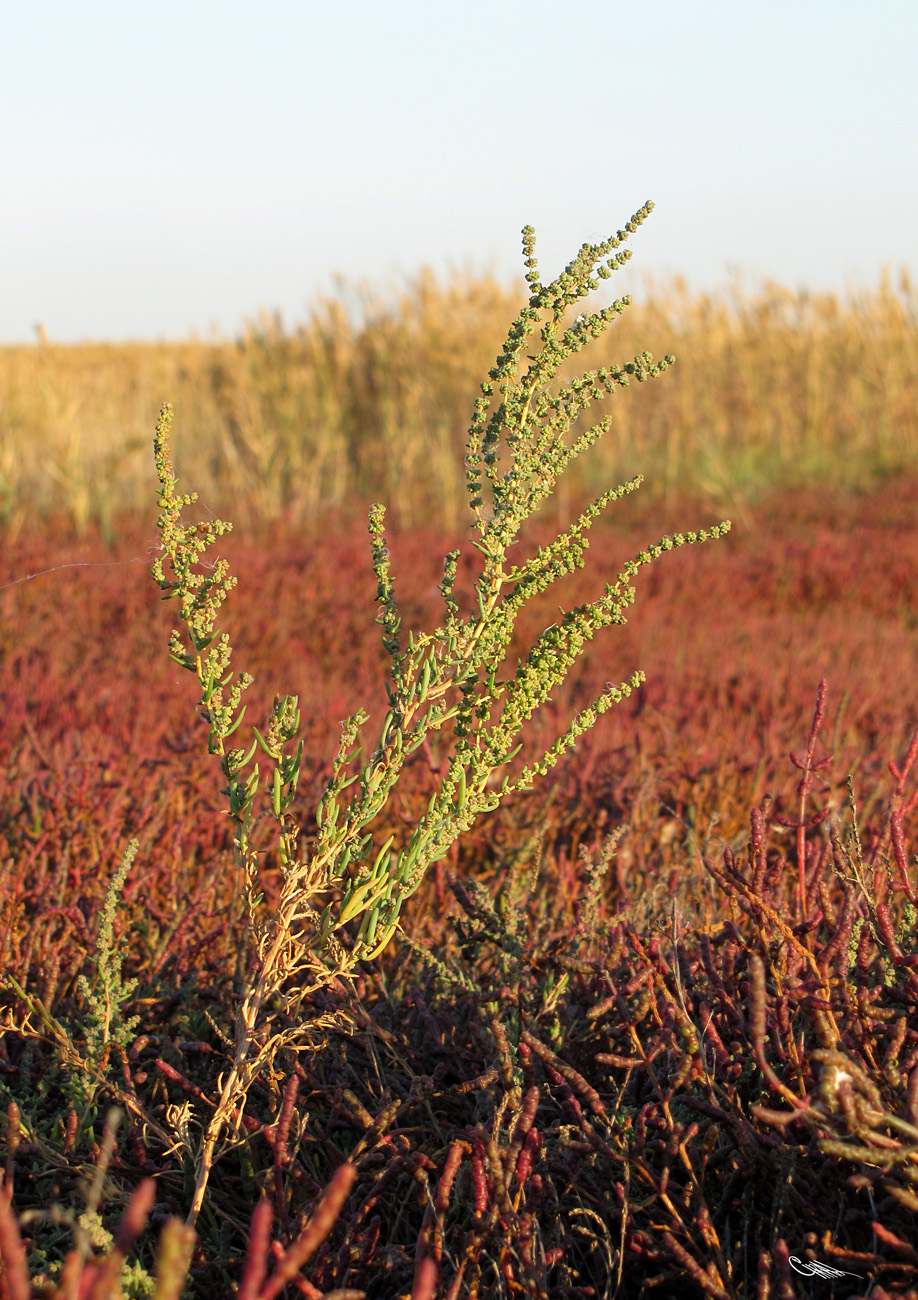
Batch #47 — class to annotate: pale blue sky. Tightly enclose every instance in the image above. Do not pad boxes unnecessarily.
[2,0,915,343]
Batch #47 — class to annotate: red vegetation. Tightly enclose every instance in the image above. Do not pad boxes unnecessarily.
[2,478,918,1297]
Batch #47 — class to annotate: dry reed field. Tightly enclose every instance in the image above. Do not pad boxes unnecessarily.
[3,216,918,1300]
[1,267,916,540]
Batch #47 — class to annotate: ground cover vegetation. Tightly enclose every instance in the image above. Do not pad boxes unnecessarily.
[1,204,918,1297]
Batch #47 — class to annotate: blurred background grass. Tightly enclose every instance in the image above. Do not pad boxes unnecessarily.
[2,268,917,542]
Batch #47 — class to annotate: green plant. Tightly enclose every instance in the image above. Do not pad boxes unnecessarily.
[1,838,143,1129]
[71,839,143,1098]
[150,200,731,1227]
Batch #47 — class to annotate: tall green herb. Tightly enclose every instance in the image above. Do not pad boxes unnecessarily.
[151,200,731,1226]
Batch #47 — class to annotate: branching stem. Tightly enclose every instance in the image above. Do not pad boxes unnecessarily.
[150,203,731,1227]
